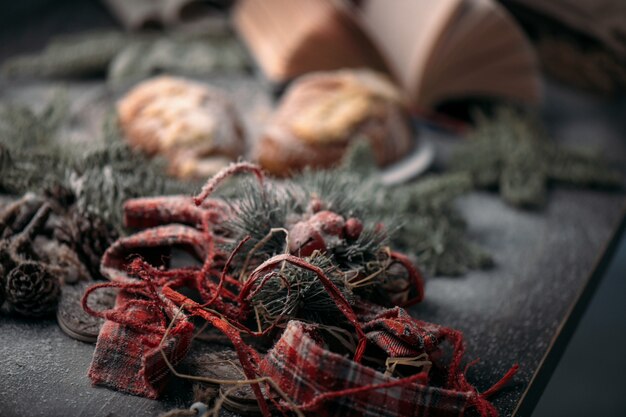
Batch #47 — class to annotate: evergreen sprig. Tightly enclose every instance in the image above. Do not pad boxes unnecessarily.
[216,141,487,279]
[249,253,355,326]
[1,30,250,85]
[0,97,71,194]
[0,101,194,232]
[450,107,624,208]
[0,99,493,278]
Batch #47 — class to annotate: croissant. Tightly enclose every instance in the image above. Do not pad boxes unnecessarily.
[255,69,415,176]
[117,75,246,179]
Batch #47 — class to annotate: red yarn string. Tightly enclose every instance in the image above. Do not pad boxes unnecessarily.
[128,259,170,308]
[438,326,466,390]
[195,220,232,307]
[297,371,429,412]
[127,255,242,319]
[451,358,519,417]
[239,254,368,363]
[162,286,272,417]
[388,251,425,307]
[156,256,513,417]
[82,281,167,334]
[82,281,142,319]
[481,364,519,398]
[202,236,250,307]
[194,162,265,206]
[103,162,514,416]
[198,219,217,275]
[242,271,280,302]
[234,270,293,337]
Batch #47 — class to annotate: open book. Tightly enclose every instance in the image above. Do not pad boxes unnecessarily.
[234,0,541,111]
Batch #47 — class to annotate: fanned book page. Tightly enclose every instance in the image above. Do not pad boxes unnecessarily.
[356,0,463,106]
[357,0,541,108]
[234,0,541,110]
[233,0,388,82]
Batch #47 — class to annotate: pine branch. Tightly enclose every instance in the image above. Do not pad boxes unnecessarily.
[0,95,493,278]
[0,100,194,232]
[1,30,250,83]
[450,107,624,208]
[1,31,127,78]
[249,254,355,325]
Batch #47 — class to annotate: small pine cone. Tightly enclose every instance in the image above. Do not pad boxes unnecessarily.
[0,265,5,307]
[5,262,60,317]
[55,210,119,279]
[1,242,14,306]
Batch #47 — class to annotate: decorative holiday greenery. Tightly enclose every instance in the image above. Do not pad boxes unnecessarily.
[0,98,203,294]
[212,170,401,324]
[10,102,612,282]
[0,95,71,194]
[247,253,359,326]
[450,107,624,208]
[1,31,127,79]
[0,101,197,232]
[1,29,250,85]
[0,93,488,281]
[107,32,250,86]
[216,141,491,279]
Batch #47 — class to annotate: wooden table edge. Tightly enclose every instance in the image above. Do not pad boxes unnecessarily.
[512,201,626,417]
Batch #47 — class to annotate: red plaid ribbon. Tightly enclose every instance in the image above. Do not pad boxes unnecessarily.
[164,287,515,417]
[86,289,194,399]
[84,224,207,398]
[82,166,516,414]
[260,320,471,417]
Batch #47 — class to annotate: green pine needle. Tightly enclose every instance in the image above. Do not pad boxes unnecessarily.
[450,107,624,208]
[0,101,194,232]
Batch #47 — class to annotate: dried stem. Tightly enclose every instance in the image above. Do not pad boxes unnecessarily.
[158,303,305,417]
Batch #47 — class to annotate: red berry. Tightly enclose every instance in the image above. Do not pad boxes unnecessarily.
[308,197,325,213]
[309,211,345,237]
[344,218,363,240]
[289,221,327,257]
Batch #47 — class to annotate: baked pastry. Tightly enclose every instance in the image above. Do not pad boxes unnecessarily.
[117,75,246,179]
[255,69,415,176]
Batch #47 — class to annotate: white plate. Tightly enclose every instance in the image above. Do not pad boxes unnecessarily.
[379,125,436,185]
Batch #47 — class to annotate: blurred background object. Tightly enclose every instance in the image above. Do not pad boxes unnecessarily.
[116,75,247,179]
[233,0,389,86]
[254,69,416,176]
[355,0,541,110]
[234,0,542,116]
[503,0,626,95]
[103,0,233,30]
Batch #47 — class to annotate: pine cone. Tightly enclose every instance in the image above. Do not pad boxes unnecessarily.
[0,242,14,307]
[55,209,118,279]
[5,261,60,316]
[0,265,6,307]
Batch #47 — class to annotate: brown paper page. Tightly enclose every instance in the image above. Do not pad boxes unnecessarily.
[508,0,626,58]
[357,0,463,100]
[419,0,540,107]
[233,0,388,82]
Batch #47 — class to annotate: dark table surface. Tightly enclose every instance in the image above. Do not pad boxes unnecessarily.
[1,3,625,417]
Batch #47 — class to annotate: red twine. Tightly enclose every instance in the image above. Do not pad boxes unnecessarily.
[82,162,516,416]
